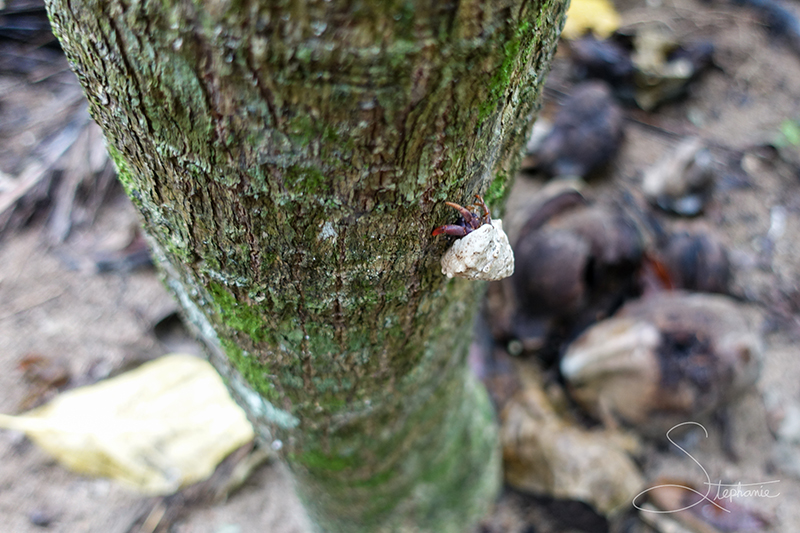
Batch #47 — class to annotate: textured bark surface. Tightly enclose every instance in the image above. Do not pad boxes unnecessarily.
[45,1,567,531]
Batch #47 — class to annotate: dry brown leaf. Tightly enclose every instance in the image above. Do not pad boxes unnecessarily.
[0,353,254,495]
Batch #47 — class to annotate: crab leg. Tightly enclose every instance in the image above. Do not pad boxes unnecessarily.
[444,201,476,227]
[473,194,491,225]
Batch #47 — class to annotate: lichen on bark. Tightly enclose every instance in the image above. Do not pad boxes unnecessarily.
[45,0,568,530]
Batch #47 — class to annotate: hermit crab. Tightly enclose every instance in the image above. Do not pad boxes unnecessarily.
[432,195,515,281]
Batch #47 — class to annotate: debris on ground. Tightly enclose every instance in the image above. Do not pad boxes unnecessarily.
[642,138,715,216]
[499,357,645,517]
[640,474,771,533]
[561,0,622,40]
[3,0,800,530]
[523,81,625,178]
[16,352,71,411]
[560,292,762,434]
[565,28,714,110]
[0,0,115,239]
[0,354,255,495]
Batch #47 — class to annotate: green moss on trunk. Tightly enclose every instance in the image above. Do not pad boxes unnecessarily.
[45,0,568,530]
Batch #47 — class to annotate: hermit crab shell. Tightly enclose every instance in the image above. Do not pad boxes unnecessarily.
[440,220,515,281]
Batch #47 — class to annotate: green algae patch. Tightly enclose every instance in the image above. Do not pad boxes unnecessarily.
[219,338,278,402]
[208,281,271,344]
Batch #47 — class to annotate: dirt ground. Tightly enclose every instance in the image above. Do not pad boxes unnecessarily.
[2,0,800,531]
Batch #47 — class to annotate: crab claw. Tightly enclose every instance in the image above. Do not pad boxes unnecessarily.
[432,224,469,237]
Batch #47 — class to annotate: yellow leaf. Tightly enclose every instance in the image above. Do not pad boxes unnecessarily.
[562,0,622,40]
[0,354,255,495]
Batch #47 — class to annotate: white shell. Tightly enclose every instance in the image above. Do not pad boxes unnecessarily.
[440,219,515,281]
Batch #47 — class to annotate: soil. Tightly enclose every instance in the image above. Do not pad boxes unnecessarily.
[2,0,800,532]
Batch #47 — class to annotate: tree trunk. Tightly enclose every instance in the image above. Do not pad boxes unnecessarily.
[45,1,567,531]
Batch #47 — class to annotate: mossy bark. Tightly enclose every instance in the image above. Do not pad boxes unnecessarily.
[45,1,567,531]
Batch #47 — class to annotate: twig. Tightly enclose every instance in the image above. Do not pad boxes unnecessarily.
[0,114,87,223]
[0,289,66,321]
[47,125,91,242]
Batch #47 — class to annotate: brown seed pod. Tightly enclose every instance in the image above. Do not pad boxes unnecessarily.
[560,292,762,434]
[484,183,589,352]
[525,81,624,178]
[508,202,643,354]
[659,230,730,294]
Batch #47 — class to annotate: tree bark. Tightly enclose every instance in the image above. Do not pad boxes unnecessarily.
[45,1,567,531]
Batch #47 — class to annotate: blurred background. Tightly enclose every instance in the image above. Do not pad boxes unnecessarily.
[1,0,799,531]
